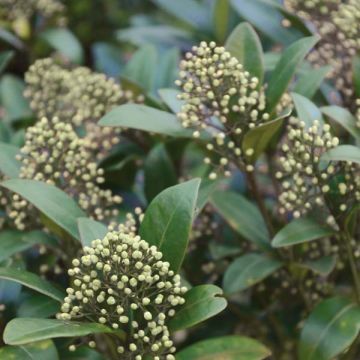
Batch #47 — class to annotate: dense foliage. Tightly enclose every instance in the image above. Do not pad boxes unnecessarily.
[1,0,360,359]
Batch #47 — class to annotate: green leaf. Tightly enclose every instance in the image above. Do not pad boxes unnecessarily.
[321,106,360,143]
[223,253,282,294]
[77,218,108,247]
[99,104,193,138]
[0,75,32,122]
[225,22,264,85]
[144,144,177,202]
[293,66,332,99]
[168,285,227,331]
[230,0,300,45]
[0,141,21,178]
[213,0,230,42]
[1,179,85,240]
[60,346,105,360]
[139,179,201,271]
[18,294,59,318]
[242,112,289,162]
[158,88,184,114]
[0,267,65,302]
[0,340,59,360]
[352,55,360,98]
[155,48,180,91]
[123,44,157,93]
[272,218,335,248]
[266,36,319,113]
[4,318,112,345]
[291,93,323,128]
[211,191,270,251]
[321,145,360,164]
[0,50,14,74]
[40,28,83,64]
[302,256,337,276]
[0,230,57,263]
[299,297,360,360]
[176,335,271,360]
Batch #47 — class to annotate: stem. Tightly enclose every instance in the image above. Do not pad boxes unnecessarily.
[245,170,275,237]
[343,230,360,304]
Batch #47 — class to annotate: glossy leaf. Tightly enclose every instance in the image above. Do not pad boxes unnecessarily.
[353,54,360,97]
[0,267,64,302]
[176,335,271,360]
[168,285,227,331]
[140,179,201,271]
[0,230,57,263]
[0,50,14,74]
[321,145,360,164]
[99,104,193,138]
[40,28,83,64]
[294,66,332,99]
[266,36,319,113]
[158,88,184,114]
[230,0,299,45]
[0,340,59,360]
[321,106,360,143]
[299,297,360,360]
[77,218,107,247]
[4,318,112,345]
[302,256,337,276]
[225,22,264,85]
[272,218,335,248]
[144,143,177,202]
[213,0,230,42]
[0,141,21,178]
[223,253,282,294]
[291,93,323,128]
[18,294,59,318]
[211,191,271,251]
[1,179,85,240]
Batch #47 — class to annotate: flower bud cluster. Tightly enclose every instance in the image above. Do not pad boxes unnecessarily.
[24,58,139,159]
[3,117,122,230]
[57,227,187,359]
[175,41,269,178]
[0,0,65,25]
[277,119,340,218]
[284,0,360,105]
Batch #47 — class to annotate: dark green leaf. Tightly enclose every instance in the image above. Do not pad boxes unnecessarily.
[266,36,319,113]
[293,66,332,99]
[0,50,14,74]
[60,346,105,360]
[4,318,112,345]
[40,28,83,64]
[176,335,271,360]
[169,285,227,331]
[77,218,108,247]
[0,75,32,122]
[0,267,65,302]
[272,218,335,248]
[352,55,360,98]
[144,144,177,202]
[0,141,21,178]
[18,294,59,318]
[211,191,270,250]
[99,104,193,138]
[321,145,360,164]
[321,106,360,143]
[140,179,201,271]
[155,48,180,91]
[0,340,59,360]
[1,179,85,240]
[225,22,264,85]
[299,297,360,360]
[158,88,184,114]
[223,253,282,294]
[302,256,337,276]
[291,93,323,128]
[213,0,230,42]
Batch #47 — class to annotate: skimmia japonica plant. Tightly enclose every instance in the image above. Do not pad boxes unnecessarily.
[1,0,360,359]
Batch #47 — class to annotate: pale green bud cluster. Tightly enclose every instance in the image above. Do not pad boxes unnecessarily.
[175,41,269,178]
[57,227,187,360]
[0,0,65,24]
[277,120,340,218]
[24,58,139,159]
[3,117,122,230]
